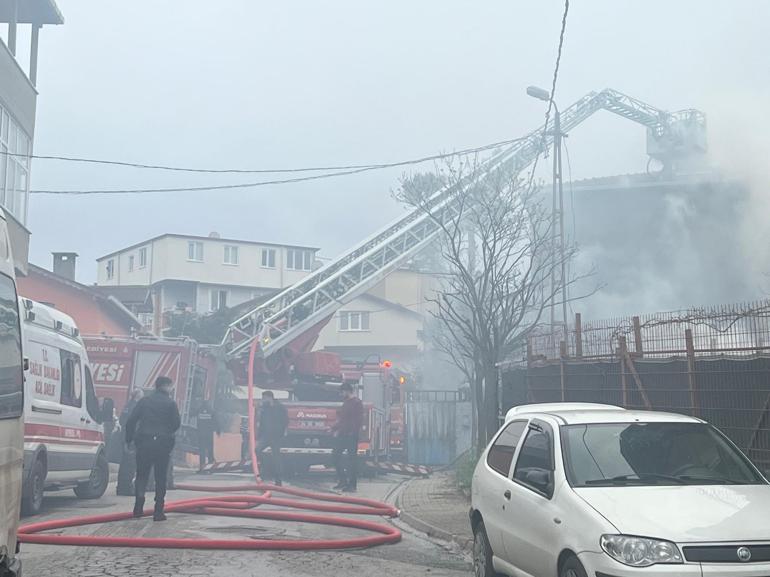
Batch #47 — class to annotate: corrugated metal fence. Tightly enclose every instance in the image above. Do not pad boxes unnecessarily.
[502,300,770,472]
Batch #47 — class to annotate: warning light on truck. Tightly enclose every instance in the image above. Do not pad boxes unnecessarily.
[381,360,393,368]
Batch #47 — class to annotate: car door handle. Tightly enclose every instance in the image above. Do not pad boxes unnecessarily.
[503,490,511,500]
[80,417,87,422]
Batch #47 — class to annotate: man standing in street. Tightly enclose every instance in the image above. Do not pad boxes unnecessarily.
[116,388,143,496]
[125,376,181,521]
[195,400,219,471]
[257,391,288,486]
[333,383,364,492]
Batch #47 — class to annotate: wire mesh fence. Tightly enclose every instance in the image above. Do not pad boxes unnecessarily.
[502,299,770,472]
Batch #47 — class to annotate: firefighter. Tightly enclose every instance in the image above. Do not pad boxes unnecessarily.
[195,400,219,471]
[332,382,364,492]
[125,376,181,521]
[116,388,143,496]
[257,391,288,486]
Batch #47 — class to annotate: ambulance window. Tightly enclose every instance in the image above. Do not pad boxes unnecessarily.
[60,350,83,408]
[0,274,22,420]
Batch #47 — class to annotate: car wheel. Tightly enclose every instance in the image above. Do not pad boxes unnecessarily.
[74,452,109,499]
[560,555,588,577]
[21,459,45,516]
[473,520,503,577]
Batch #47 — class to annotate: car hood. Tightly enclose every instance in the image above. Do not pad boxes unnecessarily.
[574,485,770,542]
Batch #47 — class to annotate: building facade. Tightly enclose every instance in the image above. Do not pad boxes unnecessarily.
[314,268,437,371]
[17,257,142,337]
[96,233,319,333]
[0,0,64,274]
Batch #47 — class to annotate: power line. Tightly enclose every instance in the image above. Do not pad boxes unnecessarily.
[24,136,527,195]
[525,0,570,192]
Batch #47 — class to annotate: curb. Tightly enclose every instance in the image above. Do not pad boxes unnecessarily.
[392,477,473,553]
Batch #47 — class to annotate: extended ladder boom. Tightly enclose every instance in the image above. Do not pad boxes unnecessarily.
[222,89,706,360]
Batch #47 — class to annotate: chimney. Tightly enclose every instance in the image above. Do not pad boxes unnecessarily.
[52,252,78,281]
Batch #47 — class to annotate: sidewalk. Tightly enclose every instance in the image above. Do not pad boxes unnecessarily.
[396,471,473,551]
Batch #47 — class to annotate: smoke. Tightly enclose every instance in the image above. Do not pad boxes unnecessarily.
[567,98,769,321]
[705,89,770,297]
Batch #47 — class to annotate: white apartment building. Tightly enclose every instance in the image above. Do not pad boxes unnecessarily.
[96,233,318,333]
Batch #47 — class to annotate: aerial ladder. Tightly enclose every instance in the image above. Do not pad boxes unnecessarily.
[222,88,707,384]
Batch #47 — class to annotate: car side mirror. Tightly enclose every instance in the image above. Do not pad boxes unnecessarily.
[23,357,29,371]
[526,469,553,496]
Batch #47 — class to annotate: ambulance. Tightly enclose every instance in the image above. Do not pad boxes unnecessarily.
[20,297,108,515]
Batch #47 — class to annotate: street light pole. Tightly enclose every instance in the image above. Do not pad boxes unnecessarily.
[554,105,568,342]
[527,86,568,344]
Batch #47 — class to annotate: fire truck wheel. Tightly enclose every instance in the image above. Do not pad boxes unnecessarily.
[74,452,109,499]
[21,459,46,516]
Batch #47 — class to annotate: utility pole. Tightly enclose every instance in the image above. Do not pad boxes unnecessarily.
[528,86,568,344]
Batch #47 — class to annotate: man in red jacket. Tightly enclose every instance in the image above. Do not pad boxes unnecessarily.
[332,382,364,492]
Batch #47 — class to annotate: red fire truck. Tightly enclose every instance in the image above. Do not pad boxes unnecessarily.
[83,335,216,442]
[242,352,406,474]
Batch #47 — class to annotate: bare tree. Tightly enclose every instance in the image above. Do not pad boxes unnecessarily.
[397,161,588,447]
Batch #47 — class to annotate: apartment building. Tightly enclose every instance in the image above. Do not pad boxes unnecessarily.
[96,233,318,333]
[0,0,64,274]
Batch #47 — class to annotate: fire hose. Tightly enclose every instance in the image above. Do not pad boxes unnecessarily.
[18,338,401,550]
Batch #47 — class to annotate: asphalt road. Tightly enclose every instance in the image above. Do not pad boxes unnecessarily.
[19,471,471,577]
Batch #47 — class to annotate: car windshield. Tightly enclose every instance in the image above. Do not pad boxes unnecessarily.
[562,422,766,487]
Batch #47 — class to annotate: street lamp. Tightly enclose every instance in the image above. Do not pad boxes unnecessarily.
[527,85,568,344]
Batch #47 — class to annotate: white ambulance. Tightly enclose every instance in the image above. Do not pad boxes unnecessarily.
[20,297,109,515]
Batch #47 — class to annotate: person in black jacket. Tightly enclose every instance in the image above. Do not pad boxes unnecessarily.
[116,388,143,496]
[195,400,219,471]
[257,391,288,486]
[125,376,181,521]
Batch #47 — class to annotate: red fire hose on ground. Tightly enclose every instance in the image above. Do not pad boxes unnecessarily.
[18,339,401,550]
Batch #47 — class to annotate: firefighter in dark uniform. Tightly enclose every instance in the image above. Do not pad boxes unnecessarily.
[116,388,143,496]
[195,400,219,471]
[125,376,181,521]
[257,391,288,486]
[332,382,364,492]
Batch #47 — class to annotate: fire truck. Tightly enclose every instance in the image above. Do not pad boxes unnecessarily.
[83,334,216,453]
[234,352,407,474]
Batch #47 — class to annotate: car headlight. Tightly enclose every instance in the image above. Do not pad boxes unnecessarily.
[600,535,683,567]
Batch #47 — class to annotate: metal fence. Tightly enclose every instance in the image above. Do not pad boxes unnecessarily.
[501,300,770,472]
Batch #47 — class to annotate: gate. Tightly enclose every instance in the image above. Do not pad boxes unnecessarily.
[405,390,470,465]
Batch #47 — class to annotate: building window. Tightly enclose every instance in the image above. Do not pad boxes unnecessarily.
[128,255,134,272]
[139,247,147,268]
[261,248,276,268]
[287,249,313,271]
[339,311,370,332]
[138,313,154,333]
[188,241,204,262]
[0,104,30,225]
[210,289,229,311]
[224,245,239,265]
[106,259,115,280]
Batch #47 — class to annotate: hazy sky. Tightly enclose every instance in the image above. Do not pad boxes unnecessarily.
[14,1,770,284]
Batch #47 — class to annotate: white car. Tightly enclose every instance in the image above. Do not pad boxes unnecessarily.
[470,403,770,577]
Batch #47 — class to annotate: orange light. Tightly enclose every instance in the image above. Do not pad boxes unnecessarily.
[381,360,393,369]
[399,376,406,385]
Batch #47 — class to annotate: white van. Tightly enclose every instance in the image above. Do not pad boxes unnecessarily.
[0,210,24,577]
[20,297,108,515]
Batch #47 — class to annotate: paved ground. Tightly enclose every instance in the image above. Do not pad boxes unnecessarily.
[19,470,471,577]
[397,471,474,551]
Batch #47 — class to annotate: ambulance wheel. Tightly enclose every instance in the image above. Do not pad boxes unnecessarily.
[74,452,109,499]
[22,459,45,516]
